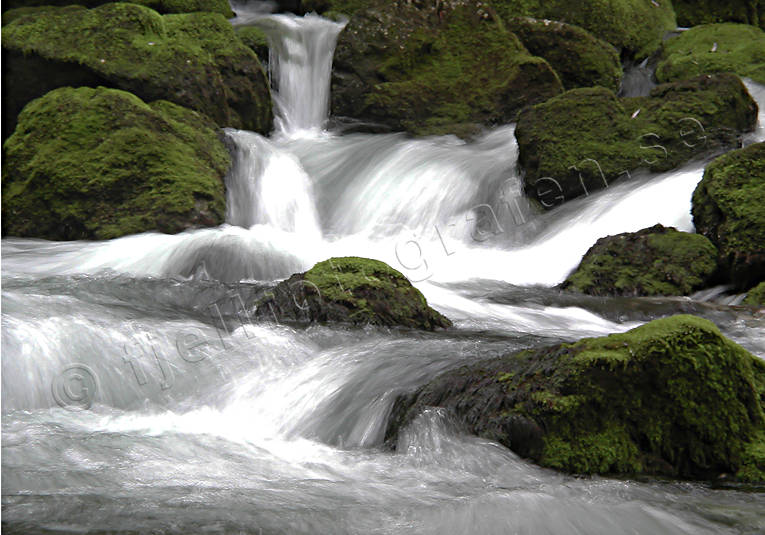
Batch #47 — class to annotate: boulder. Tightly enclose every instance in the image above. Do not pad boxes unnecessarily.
[692,142,765,290]
[1,86,229,240]
[235,25,269,60]
[254,257,452,330]
[656,23,765,85]
[506,17,621,92]
[2,3,272,138]
[744,281,765,306]
[562,225,719,296]
[491,0,676,59]
[386,315,765,481]
[515,73,758,209]
[2,0,234,17]
[331,0,563,136]
[672,0,765,30]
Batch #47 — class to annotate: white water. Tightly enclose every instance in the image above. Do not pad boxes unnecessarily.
[3,12,765,535]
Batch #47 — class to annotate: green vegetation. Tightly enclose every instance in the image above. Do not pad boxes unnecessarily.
[744,282,765,306]
[1,86,229,240]
[388,315,765,480]
[506,17,621,91]
[515,74,758,208]
[657,23,765,85]
[692,142,765,290]
[2,3,272,138]
[672,0,764,30]
[562,225,719,296]
[255,257,452,329]
[331,0,562,136]
[236,25,269,60]
[301,0,373,15]
[2,0,234,17]
[491,0,676,59]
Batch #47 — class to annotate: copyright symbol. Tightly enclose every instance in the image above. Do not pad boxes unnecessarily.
[52,364,98,411]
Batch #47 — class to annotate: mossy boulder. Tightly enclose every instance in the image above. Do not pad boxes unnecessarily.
[386,315,765,481]
[2,0,234,17]
[492,0,676,59]
[331,0,563,136]
[506,17,621,92]
[672,0,765,30]
[1,86,229,240]
[562,225,719,297]
[744,281,765,306]
[300,0,371,16]
[656,23,765,85]
[1,3,272,139]
[515,73,758,208]
[235,25,269,60]
[253,257,452,330]
[692,142,765,290]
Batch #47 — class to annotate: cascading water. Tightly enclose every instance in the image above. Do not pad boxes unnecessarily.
[3,9,765,535]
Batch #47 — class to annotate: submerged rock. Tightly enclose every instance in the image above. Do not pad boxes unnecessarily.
[562,225,719,297]
[672,0,765,30]
[692,142,765,290]
[254,257,452,330]
[515,73,758,209]
[1,86,229,240]
[492,0,676,59]
[656,23,765,85]
[506,17,622,92]
[1,3,272,138]
[386,315,765,481]
[331,0,563,136]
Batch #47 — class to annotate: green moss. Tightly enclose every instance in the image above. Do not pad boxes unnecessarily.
[301,0,374,15]
[492,0,676,59]
[2,0,234,16]
[1,86,229,240]
[236,25,269,60]
[657,23,765,85]
[516,74,758,207]
[2,3,272,138]
[744,282,765,306]
[672,0,764,30]
[692,142,765,289]
[738,430,765,482]
[331,0,562,136]
[563,225,719,296]
[506,17,621,91]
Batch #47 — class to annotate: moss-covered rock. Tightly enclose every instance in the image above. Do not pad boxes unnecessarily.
[2,0,234,17]
[515,73,758,208]
[744,281,765,306]
[386,315,765,480]
[562,225,719,296]
[506,17,621,92]
[692,142,765,290]
[492,0,676,59]
[656,23,765,85]
[1,86,229,240]
[672,0,764,30]
[235,25,269,60]
[1,3,272,138]
[331,0,563,136]
[300,0,372,16]
[253,257,452,330]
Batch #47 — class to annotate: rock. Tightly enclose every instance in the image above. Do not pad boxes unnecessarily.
[331,0,563,136]
[386,315,765,481]
[300,0,369,16]
[253,257,452,330]
[745,281,765,306]
[515,73,758,209]
[656,23,765,85]
[2,0,234,17]
[561,225,719,296]
[1,3,272,139]
[1,86,229,240]
[491,0,676,59]
[672,0,765,30]
[506,17,621,92]
[692,142,765,290]
[236,25,269,60]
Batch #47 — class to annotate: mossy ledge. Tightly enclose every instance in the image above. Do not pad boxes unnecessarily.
[1,3,272,138]
[515,73,758,209]
[253,257,452,330]
[1,86,229,240]
[744,282,765,306]
[692,142,765,290]
[562,224,719,297]
[386,315,765,481]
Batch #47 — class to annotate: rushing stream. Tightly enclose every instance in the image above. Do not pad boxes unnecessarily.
[3,8,765,535]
